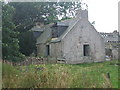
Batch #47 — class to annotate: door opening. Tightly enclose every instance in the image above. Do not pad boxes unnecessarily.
[46,45,50,56]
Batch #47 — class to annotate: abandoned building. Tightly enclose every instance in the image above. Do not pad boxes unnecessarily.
[31,9,105,64]
[99,30,119,60]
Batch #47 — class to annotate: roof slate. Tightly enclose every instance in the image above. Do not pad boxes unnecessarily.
[36,18,79,44]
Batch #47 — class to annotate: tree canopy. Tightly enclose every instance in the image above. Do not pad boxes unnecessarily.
[2,4,24,62]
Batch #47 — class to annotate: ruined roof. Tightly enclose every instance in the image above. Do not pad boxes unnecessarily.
[36,9,89,44]
[56,19,70,26]
[31,25,44,32]
[51,20,70,38]
[36,23,54,44]
[36,17,79,44]
[31,23,54,39]
[51,18,79,42]
[51,25,68,38]
[99,31,119,43]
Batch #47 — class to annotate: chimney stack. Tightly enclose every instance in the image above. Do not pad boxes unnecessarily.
[76,9,88,20]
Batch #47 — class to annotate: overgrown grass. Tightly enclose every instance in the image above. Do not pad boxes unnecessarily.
[0,62,2,89]
[2,60,119,88]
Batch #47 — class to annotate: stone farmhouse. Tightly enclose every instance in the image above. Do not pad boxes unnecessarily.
[31,9,105,64]
[99,30,120,60]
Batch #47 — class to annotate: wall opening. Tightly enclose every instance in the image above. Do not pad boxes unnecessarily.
[46,45,50,56]
[105,48,112,57]
[83,44,90,56]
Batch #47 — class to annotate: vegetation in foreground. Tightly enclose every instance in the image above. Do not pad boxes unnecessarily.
[2,60,119,88]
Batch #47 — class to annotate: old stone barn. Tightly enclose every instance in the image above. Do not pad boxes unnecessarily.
[32,9,105,64]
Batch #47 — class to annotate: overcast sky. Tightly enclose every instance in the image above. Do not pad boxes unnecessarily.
[83,0,119,33]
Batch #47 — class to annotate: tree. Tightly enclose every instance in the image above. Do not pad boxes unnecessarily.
[8,2,82,56]
[2,4,24,62]
[18,31,36,56]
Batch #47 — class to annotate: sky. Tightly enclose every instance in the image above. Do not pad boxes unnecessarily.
[83,0,119,33]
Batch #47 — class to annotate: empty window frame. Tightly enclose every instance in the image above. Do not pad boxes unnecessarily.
[46,45,50,56]
[83,44,90,56]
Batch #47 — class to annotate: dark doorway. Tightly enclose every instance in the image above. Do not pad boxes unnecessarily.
[83,44,90,56]
[105,48,112,57]
[46,45,50,56]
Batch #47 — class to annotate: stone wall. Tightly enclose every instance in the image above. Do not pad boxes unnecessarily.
[112,48,118,60]
[61,19,105,64]
[37,43,46,56]
[3,57,45,66]
[50,42,62,58]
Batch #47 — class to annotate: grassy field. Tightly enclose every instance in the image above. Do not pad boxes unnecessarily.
[2,60,119,88]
